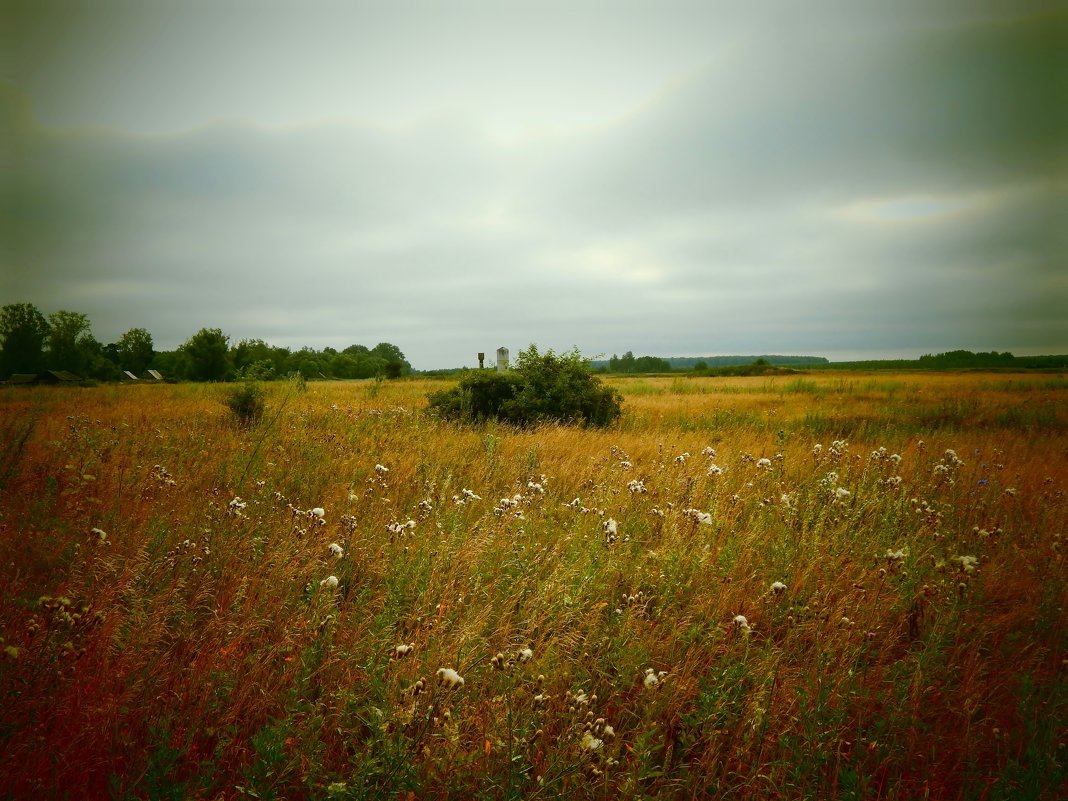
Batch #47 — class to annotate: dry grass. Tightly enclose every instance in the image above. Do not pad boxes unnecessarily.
[0,373,1065,800]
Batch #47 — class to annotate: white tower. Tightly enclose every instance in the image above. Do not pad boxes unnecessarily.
[496,346,509,372]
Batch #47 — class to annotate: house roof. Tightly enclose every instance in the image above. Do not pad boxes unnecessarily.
[5,373,38,385]
[47,370,81,382]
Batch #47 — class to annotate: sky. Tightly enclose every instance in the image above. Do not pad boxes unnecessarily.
[2,0,1065,369]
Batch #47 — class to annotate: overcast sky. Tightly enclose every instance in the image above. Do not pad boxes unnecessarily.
[2,0,1065,368]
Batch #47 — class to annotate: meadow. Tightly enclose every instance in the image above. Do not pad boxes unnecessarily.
[0,373,1064,799]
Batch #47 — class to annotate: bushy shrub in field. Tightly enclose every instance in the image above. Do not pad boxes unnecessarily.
[224,381,266,427]
[428,345,622,426]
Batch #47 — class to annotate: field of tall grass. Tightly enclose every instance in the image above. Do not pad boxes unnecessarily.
[1,373,1064,799]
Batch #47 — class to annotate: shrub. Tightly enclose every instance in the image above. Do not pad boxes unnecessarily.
[428,345,622,427]
[224,381,266,428]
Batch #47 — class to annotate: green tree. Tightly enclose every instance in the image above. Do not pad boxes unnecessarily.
[181,328,232,381]
[0,302,50,376]
[371,342,410,376]
[46,310,93,375]
[429,344,622,427]
[116,327,154,374]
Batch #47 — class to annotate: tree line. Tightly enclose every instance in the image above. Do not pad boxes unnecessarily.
[593,352,829,374]
[0,303,410,383]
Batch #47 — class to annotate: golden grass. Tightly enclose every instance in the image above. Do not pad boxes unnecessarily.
[0,373,1065,799]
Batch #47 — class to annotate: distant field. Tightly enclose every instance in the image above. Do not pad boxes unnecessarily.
[1,373,1065,799]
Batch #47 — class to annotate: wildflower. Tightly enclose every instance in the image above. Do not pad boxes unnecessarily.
[228,496,247,516]
[387,519,417,535]
[770,581,787,594]
[320,575,339,589]
[374,464,389,474]
[603,518,618,541]
[884,548,907,563]
[954,555,978,574]
[627,478,647,494]
[311,507,325,520]
[643,668,668,688]
[436,667,465,689]
[619,460,632,470]
[674,452,690,464]
[527,480,545,494]
[518,647,534,663]
[707,464,724,476]
[683,508,713,525]
[394,643,415,658]
[462,488,482,501]
[328,543,344,558]
[835,488,851,500]
[756,457,772,469]
[733,614,749,628]
[701,446,716,458]
[580,731,603,751]
[90,527,108,544]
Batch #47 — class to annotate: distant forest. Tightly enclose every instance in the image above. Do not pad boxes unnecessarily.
[591,353,829,373]
[0,302,411,383]
[811,350,1068,371]
[591,351,1067,374]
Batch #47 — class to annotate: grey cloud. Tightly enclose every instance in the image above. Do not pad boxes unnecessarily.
[2,3,1065,366]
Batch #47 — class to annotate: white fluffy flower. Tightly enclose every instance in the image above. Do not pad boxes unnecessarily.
[580,731,603,751]
[682,508,712,525]
[311,507,325,519]
[374,464,389,474]
[770,581,787,594]
[328,542,344,558]
[954,555,978,573]
[643,668,668,688]
[518,647,534,663]
[320,575,339,589]
[436,667,465,688]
